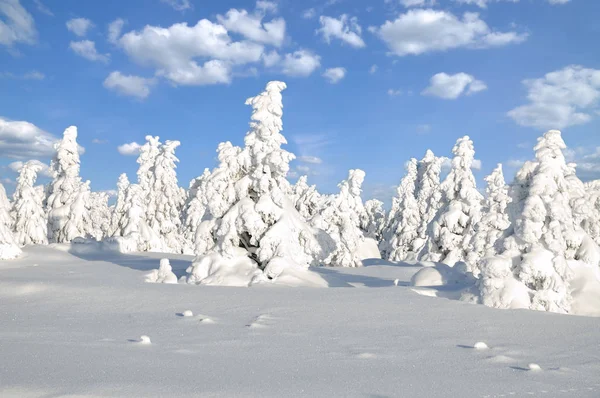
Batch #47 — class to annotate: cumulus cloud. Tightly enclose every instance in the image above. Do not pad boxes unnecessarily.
[0,117,73,159]
[103,71,155,99]
[117,142,142,156]
[422,72,487,99]
[8,159,52,177]
[281,50,321,77]
[400,0,437,7]
[217,7,285,47]
[317,15,365,48]
[507,65,600,130]
[454,0,570,7]
[0,0,37,48]
[302,8,317,19]
[66,17,94,37]
[108,18,125,44]
[69,40,109,63]
[370,9,527,56]
[160,0,191,11]
[323,67,346,84]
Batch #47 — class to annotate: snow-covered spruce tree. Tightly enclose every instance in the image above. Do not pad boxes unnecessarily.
[472,130,597,314]
[181,168,210,251]
[413,150,444,256]
[385,158,421,262]
[89,191,111,241]
[585,181,600,245]
[110,173,130,236]
[136,135,161,227]
[466,164,511,275]
[186,81,330,285]
[422,136,483,266]
[149,140,186,253]
[292,175,324,221]
[11,161,48,246]
[63,180,94,240]
[46,126,89,243]
[312,169,370,267]
[363,199,386,242]
[0,182,13,230]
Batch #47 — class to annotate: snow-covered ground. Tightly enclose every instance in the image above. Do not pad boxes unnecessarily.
[1,246,599,397]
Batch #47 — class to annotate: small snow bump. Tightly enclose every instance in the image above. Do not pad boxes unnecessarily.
[474,342,489,350]
[182,310,193,317]
[139,335,151,345]
[528,363,542,371]
[199,318,215,324]
[394,279,400,286]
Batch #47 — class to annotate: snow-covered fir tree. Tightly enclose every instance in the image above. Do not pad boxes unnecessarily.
[312,169,369,267]
[384,158,421,262]
[363,199,386,242]
[585,181,600,245]
[186,81,330,285]
[0,182,13,230]
[110,173,130,236]
[0,182,20,259]
[136,135,161,227]
[64,180,93,240]
[413,150,444,256]
[89,191,111,241]
[149,140,186,252]
[472,130,599,314]
[11,161,48,246]
[466,164,511,275]
[182,168,210,251]
[46,126,89,243]
[291,175,324,221]
[422,136,483,266]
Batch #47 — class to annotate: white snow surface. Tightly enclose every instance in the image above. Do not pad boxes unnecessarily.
[1,245,599,397]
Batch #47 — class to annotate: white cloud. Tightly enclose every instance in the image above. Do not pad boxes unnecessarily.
[103,71,155,99]
[262,50,281,67]
[302,8,316,19]
[160,0,191,11]
[298,155,323,164]
[256,1,278,13]
[0,117,64,159]
[422,72,487,99]
[317,15,365,48]
[323,67,346,84]
[281,50,321,77]
[108,18,125,44]
[370,9,527,56]
[1,70,44,80]
[0,0,37,48]
[117,142,142,156]
[217,7,285,47]
[92,138,108,144]
[297,165,311,173]
[547,0,570,3]
[388,89,402,97]
[66,17,94,37]
[8,159,52,177]
[369,64,378,74]
[507,65,600,129]
[400,0,437,6]
[69,40,109,63]
[453,0,517,7]
[472,159,482,170]
[33,0,53,16]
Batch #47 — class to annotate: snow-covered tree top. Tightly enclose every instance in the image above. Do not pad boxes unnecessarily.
[16,160,43,190]
[117,173,130,190]
[343,169,366,197]
[52,126,81,178]
[534,130,566,164]
[451,135,476,170]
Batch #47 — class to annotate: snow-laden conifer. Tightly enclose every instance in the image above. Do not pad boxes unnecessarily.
[12,161,48,245]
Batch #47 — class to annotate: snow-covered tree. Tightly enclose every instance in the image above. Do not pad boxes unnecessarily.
[422,136,483,265]
[0,182,20,259]
[63,180,93,240]
[473,130,597,314]
[585,181,600,245]
[149,140,186,252]
[414,150,444,255]
[110,173,130,236]
[46,126,89,243]
[363,199,386,242]
[182,168,210,250]
[384,158,421,262]
[291,175,324,220]
[137,135,161,225]
[312,169,368,267]
[186,81,330,285]
[0,182,13,230]
[466,164,511,275]
[89,191,111,241]
[11,161,48,246]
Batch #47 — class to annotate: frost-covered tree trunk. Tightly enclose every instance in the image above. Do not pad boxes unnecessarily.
[472,130,598,314]
[312,170,369,267]
[186,81,331,286]
[110,173,130,236]
[46,126,89,243]
[384,159,421,262]
[414,150,444,256]
[150,140,186,253]
[11,161,48,246]
[466,164,511,276]
[422,136,482,266]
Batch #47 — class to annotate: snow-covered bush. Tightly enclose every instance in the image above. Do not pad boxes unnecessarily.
[12,161,48,246]
[145,258,178,284]
[466,164,511,275]
[46,126,90,243]
[422,136,482,266]
[186,81,331,286]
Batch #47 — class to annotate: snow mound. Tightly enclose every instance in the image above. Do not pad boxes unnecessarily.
[410,263,471,287]
[145,259,178,284]
[358,237,382,260]
[473,342,489,350]
[569,260,600,317]
[0,244,22,260]
[186,249,262,287]
[528,363,542,372]
[181,310,193,317]
[252,259,329,287]
[139,335,151,345]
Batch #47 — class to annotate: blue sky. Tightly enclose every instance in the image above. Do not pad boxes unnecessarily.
[0,0,599,203]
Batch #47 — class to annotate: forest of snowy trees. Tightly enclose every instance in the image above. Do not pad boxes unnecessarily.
[1,81,599,315]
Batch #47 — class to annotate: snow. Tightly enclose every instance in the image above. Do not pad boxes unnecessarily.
[1,245,600,397]
[145,258,178,284]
